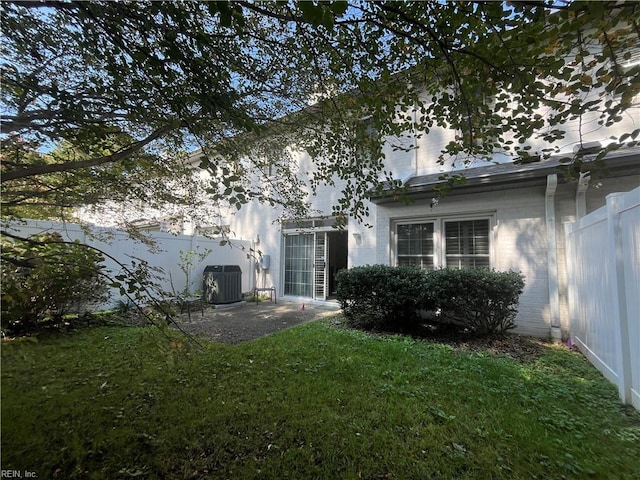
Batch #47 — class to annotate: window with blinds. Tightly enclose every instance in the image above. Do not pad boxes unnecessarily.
[397,223,434,269]
[395,217,491,270]
[444,219,490,269]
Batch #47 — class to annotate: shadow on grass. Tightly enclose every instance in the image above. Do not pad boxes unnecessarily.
[336,316,554,363]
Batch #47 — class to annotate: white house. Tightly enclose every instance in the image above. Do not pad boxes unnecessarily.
[217,132,638,339]
[199,16,640,339]
[79,13,640,341]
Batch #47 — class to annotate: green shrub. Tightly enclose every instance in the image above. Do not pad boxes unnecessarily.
[1,233,110,334]
[423,268,525,335]
[336,265,427,330]
[336,266,525,337]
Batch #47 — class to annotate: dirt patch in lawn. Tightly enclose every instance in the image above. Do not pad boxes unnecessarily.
[172,301,339,344]
[333,319,558,364]
[439,333,556,363]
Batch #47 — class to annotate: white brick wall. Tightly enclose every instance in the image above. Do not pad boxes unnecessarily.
[371,187,552,337]
[228,153,351,294]
[220,91,639,335]
[229,160,638,338]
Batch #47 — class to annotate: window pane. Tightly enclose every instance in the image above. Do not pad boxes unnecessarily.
[284,234,313,297]
[445,219,490,269]
[398,255,434,270]
[397,223,434,269]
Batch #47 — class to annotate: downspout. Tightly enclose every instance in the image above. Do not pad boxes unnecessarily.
[251,235,259,293]
[411,102,419,180]
[546,174,562,342]
[576,172,590,219]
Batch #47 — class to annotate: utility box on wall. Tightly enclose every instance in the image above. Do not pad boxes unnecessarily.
[203,265,242,304]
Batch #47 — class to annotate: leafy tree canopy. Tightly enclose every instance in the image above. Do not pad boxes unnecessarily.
[2,0,638,226]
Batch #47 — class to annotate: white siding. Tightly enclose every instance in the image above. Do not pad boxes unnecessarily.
[209,79,640,333]
[227,150,352,295]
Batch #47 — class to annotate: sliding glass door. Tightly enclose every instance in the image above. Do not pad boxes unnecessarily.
[283,233,314,297]
[283,227,348,300]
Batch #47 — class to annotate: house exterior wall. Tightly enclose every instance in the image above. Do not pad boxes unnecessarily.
[382,81,640,180]
[227,192,281,294]
[223,132,638,337]
[193,58,639,333]
[226,150,353,297]
[365,187,551,337]
[354,173,638,338]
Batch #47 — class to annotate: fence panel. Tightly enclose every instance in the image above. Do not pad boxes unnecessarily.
[617,193,640,409]
[2,220,254,308]
[565,210,620,380]
[566,187,640,409]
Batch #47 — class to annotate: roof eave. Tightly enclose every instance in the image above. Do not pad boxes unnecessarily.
[370,150,640,204]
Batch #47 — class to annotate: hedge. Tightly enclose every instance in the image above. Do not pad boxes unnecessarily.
[335,265,426,330]
[423,268,525,335]
[336,265,525,336]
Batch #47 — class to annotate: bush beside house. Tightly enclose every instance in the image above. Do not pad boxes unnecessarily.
[423,268,525,335]
[336,265,525,336]
[335,265,426,330]
[1,233,109,334]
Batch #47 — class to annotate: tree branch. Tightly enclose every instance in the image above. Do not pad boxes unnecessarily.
[1,123,179,183]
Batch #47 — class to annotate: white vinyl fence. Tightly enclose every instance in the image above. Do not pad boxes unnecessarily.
[565,187,640,409]
[3,220,254,308]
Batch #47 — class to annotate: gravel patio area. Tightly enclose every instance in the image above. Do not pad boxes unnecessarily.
[172,301,340,344]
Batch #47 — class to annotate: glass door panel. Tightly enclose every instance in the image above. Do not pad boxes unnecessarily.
[284,234,313,297]
[314,232,327,300]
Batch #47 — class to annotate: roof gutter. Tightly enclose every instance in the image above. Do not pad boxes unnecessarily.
[371,148,640,204]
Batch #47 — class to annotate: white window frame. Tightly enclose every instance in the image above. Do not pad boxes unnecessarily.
[395,220,436,269]
[391,213,496,269]
[281,217,343,300]
[443,218,492,269]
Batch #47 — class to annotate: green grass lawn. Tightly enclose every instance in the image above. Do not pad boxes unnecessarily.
[2,319,639,479]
